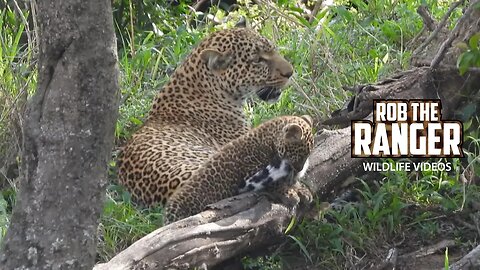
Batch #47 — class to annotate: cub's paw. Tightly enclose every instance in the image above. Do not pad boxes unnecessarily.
[294,181,314,205]
[266,182,313,210]
[255,184,295,207]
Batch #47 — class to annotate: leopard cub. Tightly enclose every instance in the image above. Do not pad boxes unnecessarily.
[164,115,314,224]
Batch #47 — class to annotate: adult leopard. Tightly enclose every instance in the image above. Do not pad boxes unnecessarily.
[117,25,294,206]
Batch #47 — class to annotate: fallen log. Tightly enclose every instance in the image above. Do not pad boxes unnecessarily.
[93,126,362,270]
[447,244,480,270]
[95,1,480,269]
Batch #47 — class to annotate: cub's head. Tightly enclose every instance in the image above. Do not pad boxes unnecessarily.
[189,25,293,102]
[276,115,314,173]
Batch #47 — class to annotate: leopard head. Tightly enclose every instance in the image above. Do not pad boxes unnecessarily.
[194,26,294,102]
[276,115,314,172]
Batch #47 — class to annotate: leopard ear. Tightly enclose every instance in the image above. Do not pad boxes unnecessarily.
[283,123,303,143]
[300,115,313,126]
[200,49,233,71]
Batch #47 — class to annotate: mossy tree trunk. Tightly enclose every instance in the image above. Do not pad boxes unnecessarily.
[0,0,119,269]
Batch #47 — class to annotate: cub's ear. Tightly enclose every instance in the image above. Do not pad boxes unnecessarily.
[283,123,303,143]
[200,49,233,71]
[235,16,247,28]
[300,115,313,126]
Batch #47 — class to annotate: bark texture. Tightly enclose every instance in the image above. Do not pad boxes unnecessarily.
[0,0,119,269]
[448,244,480,270]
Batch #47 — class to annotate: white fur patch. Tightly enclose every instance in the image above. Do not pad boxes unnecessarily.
[297,158,309,179]
[269,160,291,182]
[240,159,292,193]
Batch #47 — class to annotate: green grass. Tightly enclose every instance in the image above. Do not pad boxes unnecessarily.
[0,4,35,244]
[268,155,480,269]
[97,184,163,262]
[1,0,479,268]
[0,6,36,171]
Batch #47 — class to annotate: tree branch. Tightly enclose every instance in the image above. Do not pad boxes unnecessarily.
[430,0,477,68]
[446,244,480,270]
[413,0,464,57]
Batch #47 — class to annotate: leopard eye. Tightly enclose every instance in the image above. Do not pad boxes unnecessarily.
[254,55,267,63]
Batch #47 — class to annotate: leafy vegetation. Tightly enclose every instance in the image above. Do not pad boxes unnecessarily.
[1,0,479,268]
[0,5,35,243]
[457,32,480,75]
[277,155,480,269]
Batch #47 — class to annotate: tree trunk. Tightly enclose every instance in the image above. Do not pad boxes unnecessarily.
[0,0,119,269]
[95,1,480,269]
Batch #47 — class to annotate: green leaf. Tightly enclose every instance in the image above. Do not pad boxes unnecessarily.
[462,103,477,121]
[456,41,469,51]
[381,21,399,41]
[457,51,475,75]
[284,216,296,234]
[287,6,305,13]
[351,0,369,10]
[290,12,310,27]
[335,6,353,22]
[444,247,449,270]
[382,52,390,63]
[468,33,480,50]
[129,116,143,126]
[463,118,472,131]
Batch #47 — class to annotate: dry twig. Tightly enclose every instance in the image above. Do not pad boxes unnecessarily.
[417,5,437,31]
[400,239,456,259]
[413,0,465,57]
[430,0,477,68]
